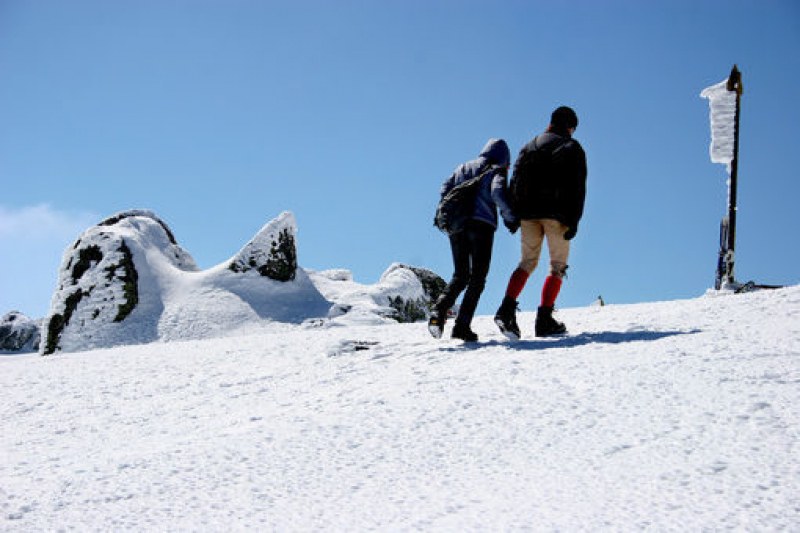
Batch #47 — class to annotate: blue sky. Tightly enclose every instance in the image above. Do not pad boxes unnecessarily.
[2,0,799,319]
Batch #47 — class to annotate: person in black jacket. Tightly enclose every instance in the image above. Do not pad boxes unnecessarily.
[494,106,587,338]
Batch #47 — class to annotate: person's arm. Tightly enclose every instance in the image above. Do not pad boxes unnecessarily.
[491,169,519,230]
[564,145,587,239]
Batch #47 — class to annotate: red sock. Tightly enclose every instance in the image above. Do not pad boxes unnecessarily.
[505,268,530,300]
[541,275,563,308]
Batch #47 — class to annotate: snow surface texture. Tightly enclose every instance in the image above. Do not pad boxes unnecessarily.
[700,78,737,175]
[2,286,798,530]
[39,210,443,355]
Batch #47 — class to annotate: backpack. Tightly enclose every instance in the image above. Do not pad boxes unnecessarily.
[509,136,572,211]
[433,164,496,235]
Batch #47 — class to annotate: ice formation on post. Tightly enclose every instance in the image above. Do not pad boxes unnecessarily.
[700,79,737,176]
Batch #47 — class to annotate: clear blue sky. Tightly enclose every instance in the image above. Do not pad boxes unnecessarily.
[2,0,799,319]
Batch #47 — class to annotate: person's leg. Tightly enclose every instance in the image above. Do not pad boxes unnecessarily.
[540,219,571,307]
[453,222,494,338]
[506,220,545,299]
[429,231,470,338]
[496,220,545,339]
[437,231,471,312]
[536,219,570,336]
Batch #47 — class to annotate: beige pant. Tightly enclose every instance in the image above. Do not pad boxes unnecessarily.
[518,219,570,277]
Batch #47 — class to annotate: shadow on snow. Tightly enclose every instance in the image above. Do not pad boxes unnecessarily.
[441,329,701,352]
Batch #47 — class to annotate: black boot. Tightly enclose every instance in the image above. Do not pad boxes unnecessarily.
[535,306,567,337]
[427,304,447,339]
[494,296,521,340]
[451,322,478,342]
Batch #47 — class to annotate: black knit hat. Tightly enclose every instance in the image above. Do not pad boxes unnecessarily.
[551,106,578,130]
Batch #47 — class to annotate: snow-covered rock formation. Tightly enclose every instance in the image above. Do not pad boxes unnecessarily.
[0,311,40,353]
[40,210,330,354]
[41,210,200,354]
[37,209,446,354]
[309,263,446,324]
[375,264,446,322]
[228,211,298,282]
[154,213,331,343]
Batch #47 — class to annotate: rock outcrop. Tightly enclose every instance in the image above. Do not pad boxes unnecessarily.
[309,263,447,324]
[228,212,298,281]
[36,209,447,354]
[41,210,199,355]
[40,210,331,355]
[376,264,446,323]
[0,311,40,353]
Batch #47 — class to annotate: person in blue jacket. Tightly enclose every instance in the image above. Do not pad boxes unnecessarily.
[429,138,518,342]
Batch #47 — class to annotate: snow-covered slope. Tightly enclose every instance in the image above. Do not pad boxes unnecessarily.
[2,286,798,530]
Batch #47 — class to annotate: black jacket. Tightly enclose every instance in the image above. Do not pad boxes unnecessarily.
[511,131,587,233]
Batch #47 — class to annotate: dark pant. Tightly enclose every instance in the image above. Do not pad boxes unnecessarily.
[437,220,494,328]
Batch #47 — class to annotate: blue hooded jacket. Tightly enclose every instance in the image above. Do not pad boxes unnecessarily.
[440,138,517,230]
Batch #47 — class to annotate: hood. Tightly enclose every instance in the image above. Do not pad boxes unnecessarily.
[479,138,510,167]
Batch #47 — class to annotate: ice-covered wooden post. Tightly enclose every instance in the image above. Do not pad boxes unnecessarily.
[701,65,743,290]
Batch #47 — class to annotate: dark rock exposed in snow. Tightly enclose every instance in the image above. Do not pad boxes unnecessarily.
[378,264,446,323]
[0,311,40,353]
[310,264,447,324]
[228,212,298,282]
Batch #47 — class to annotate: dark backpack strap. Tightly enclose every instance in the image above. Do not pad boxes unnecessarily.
[474,161,499,181]
[454,162,498,191]
[434,163,499,234]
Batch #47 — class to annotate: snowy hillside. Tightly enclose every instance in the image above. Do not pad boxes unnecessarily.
[2,287,798,530]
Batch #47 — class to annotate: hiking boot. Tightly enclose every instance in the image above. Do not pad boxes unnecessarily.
[535,306,567,337]
[494,296,521,340]
[427,305,447,339]
[451,323,479,342]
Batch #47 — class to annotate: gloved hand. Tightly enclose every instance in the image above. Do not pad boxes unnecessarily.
[564,226,577,241]
[505,219,520,234]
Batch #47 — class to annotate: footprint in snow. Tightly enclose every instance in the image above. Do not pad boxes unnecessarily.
[327,340,380,357]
